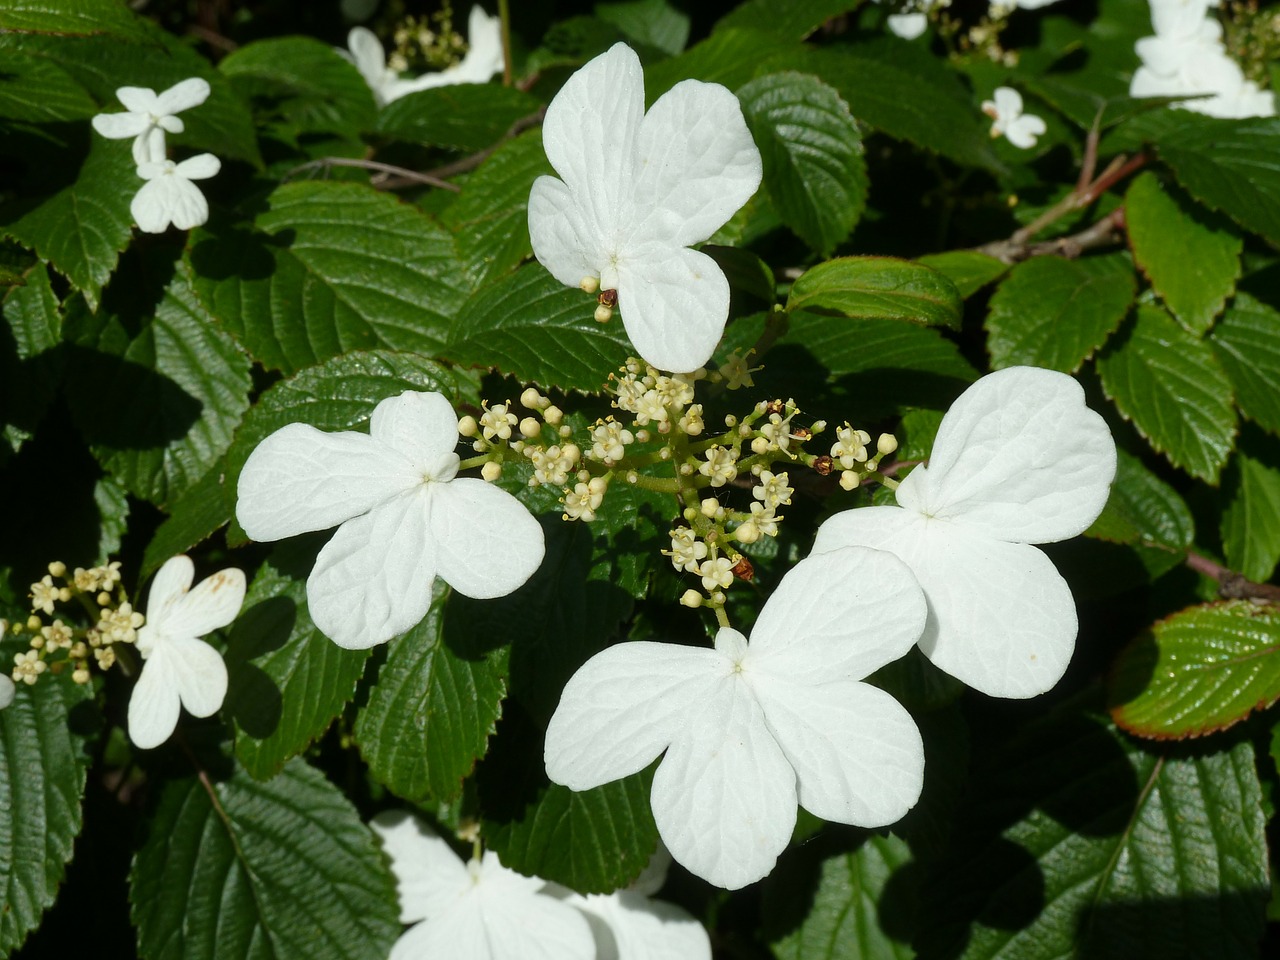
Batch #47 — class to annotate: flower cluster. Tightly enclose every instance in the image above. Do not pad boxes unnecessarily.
[339,5,502,106]
[982,87,1047,149]
[92,78,220,233]
[371,812,710,960]
[1131,0,1275,117]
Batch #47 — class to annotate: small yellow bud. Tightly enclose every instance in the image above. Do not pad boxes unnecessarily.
[594,304,613,323]
[520,387,546,410]
[579,276,600,294]
[458,415,479,438]
[839,470,859,491]
[735,520,761,544]
[97,592,112,607]
[72,668,91,685]
[751,437,770,455]
[700,498,719,518]
[26,615,41,631]
[680,589,704,608]
[544,405,564,426]
[519,417,541,438]
[877,433,898,456]
[48,561,66,578]
[481,462,502,482]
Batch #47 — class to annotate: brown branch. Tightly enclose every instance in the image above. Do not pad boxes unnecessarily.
[1186,551,1280,603]
[283,157,461,192]
[977,206,1127,264]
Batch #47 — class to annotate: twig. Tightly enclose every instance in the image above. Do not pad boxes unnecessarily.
[376,107,547,189]
[979,206,1128,263]
[1186,551,1280,603]
[283,157,461,192]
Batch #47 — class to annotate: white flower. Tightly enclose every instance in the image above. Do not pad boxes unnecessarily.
[887,12,928,39]
[981,87,1047,149]
[235,390,545,650]
[370,811,596,960]
[545,547,927,889]
[813,367,1117,700]
[128,555,245,750]
[130,154,220,234]
[528,43,763,374]
[91,78,211,165]
[341,8,503,107]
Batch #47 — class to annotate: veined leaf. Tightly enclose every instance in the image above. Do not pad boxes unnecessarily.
[0,0,153,40]
[1210,292,1280,436]
[787,257,963,330]
[376,85,541,151]
[715,0,861,39]
[140,466,235,579]
[1221,439,1280,584]
[0,50,96,122]
[917,251,1009,299]
[644,28,798,101]
[1111,602,1280,739]
[1087,449,1194,554]
[597,0,690,55]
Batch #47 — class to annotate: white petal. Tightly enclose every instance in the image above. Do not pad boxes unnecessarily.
[0,675,16,710]
[236,422,420,542]
[174,153,221,181]
[115,85,160,113]
[651,676,796,889]
[163,567,246,640]
[541,43,644,238]
[545,641,727,791]
[130,177,181,234]
[576,890,712,960]
[370,811,469,923]
[306,490,436,649]
[1005,114,1046,149]
[128,649,182,749]
[629,79,762,248]
[347,26,387,84]
[429,479,544,599]
[91,111,150,139]
[993,86,1023,119]
[164,176,211,230]
[814,507,1078,698]
[155,77,211,114]
[166,636,228,718]
[886,13,928,39]
[750,676,923,827]
[133,127,167,166]
[746,547,926,685]
[615,245,729,373]
[528,175,607,288]
[897,367,1116,543]
[450,5,504,84]
[142,555,196,640]
[369,391,461,475]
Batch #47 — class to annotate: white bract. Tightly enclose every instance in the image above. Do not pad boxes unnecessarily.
[982,87,1047,149]
[236,390,545,650]
[341,7,503,106]
[813,367,1117,700]
[371,811,596,960]
[131,154,220,234]
[91,78,211,165]
[128,555,245,750]
[545,548,927,890]
[527,43,763,374]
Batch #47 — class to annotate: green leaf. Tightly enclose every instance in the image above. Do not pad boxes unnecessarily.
[985,254,1135,372]
[376,85,541,151]
[787,257,963,330]
[766,834,915,960]
[1125,172,1242,336]
[140,466,234,579]
[783,311,975,381]
[781,43,1003,173]
[922,713,1268,959]
[0,0,152,40]
[0,50,96,122]
[1210,292,1280,436]
[484,770,658,895]
[1150,115,1280,245]
[189,182,469,374]
[354,582,507,803]
[1087,449,1194,553]
[0,678,93,956]
[739,72,867,257]
[223,350,462,544]
[596,0,690,55]
[2,136,135,312]
[130,758,399,960]
[445,265,631,392]
[644,28,798,101]
[1097,305,1237,483]
[1110,602,1280,739]
[94,475,129,562]
[225,555,372,780]
[2,260,63,455]
[1221,441,1280,584]
[716,0,861,39]
[442,130,553,289]
[63,256,252,506]
[220,37,375,138]
[917,250,1009,299]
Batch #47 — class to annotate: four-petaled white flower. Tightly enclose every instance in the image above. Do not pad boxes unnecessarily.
[982,87,1047,149]
[528,43,763,374]
[128,555,245,750]
[131,154,221,234]
[341,7,503,106]
[371,811,596,960]
[813,366,1117,700]
[236,390,545,650]
[91,78,211,165]
[545,547,927,889]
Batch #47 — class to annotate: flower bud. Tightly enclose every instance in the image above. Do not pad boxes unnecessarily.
[751,437,770,455]
[519,417,541,438]
[680,589,703,608]
[700,498,720,518]
[48,561,66,578]
[544,405,564,426]
[594,304,613,323]
[579,275,600,294]
[520,387,547,410]
[877,433,898,456]
[735,520,761,544]
[481,462,502,482]
[839,470,858,491]
[458,415,479,438]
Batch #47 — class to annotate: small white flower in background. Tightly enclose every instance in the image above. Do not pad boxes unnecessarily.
[341,7,503,106]
[982,87,1047,149]
[545,547,927,889]
[370,811,596,960]
[128,555,245,750]
[131,154,221,234]
[236,390,545,650]
[91,78,211,165]
[813,367,1117,700]
[528,43,763,374]
[0,620,14,710]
